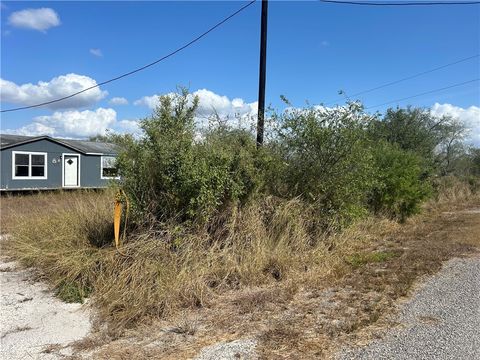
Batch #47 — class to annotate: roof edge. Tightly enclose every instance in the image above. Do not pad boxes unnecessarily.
[1,136,89,154]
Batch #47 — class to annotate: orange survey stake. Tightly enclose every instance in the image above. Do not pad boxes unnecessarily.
[114,198,122,248]
[114,189,129,249]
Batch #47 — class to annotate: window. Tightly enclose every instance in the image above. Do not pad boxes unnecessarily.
[101,156,119,179]
[12,152,47,179]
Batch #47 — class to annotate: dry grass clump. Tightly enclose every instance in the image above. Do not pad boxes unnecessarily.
[92,198,340,328]
[3,190,113,302]
[4,192,366,330]
[432,176,478,205]
[75,198,479,359]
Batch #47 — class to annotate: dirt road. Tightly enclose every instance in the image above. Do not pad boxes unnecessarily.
[338,255,480,359]
[0,236,91,359]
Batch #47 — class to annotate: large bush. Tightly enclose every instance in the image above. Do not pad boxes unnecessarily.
[369,107,467,177]
[270,102,376,228]
[370,107,442,161]
[369,142,431,221]
[116,90,262,224]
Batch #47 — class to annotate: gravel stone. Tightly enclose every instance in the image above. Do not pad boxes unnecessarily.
[195,338,257,360]
[338,256,480,360]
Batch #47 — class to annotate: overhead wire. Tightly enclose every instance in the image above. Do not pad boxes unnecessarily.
[319,1,480,6]
[324,54,479,105]
[0,0,257,113]
[365,78,480,109]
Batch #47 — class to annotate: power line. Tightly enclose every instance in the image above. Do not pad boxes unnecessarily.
[365,78,479,109]
[324,54,479,105]
[1,0,257,113]
[320,1,480,6]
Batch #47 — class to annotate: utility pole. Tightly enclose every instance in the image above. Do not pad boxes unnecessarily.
[256,0,268,147]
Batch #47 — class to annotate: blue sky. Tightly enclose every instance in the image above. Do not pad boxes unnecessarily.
[1,1,479,142]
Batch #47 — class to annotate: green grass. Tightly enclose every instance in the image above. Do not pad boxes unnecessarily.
[56,280,91,303]
[347,251,398,268]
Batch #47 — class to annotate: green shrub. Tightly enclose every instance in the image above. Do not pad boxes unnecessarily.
[369,142,432,221]
[116,90,262,225]
[112,92,450,230]
[270,102,376,229]
[200,126,266,204]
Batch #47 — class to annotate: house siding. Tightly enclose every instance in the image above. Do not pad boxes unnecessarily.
[0,139,114,190]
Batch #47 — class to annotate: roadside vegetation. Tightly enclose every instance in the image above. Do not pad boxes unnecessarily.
[2,90,480,351]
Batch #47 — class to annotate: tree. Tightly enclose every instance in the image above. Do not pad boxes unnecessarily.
[88,134,110,142]
[436,118,468,176]
[370,107,467,176]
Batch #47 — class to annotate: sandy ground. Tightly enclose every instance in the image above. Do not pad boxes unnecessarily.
[0,241,92,359]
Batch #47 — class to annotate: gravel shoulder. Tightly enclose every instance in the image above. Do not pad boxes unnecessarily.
[0,245,92,359]
[338,256,480,360]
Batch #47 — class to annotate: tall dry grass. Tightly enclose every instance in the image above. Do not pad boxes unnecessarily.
[3,178,478,330]
[2,191,378,329]
[2,191,113,301]
[91,198,349,327]
[432,176,478,203]
[422,176,480,215]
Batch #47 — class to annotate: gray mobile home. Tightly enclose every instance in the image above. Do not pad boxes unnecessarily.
[0,134,119,191]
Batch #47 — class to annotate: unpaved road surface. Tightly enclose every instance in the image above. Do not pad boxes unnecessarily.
[339,256,480,360]
[0,250,91,359]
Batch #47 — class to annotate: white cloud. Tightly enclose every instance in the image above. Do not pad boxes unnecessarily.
[10,122,57,137]
[4,108,142,139]
[109,97,129,105]
[134,89,258,128]
[133,94,160,109]
[431,103,480,146]
[8,8,60,32]
[89,48,103,57]
[8,108,117,138]
[116,119,141,134]
[0,73,107,110]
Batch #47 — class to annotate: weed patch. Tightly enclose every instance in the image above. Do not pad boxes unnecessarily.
[56,280,91,303]
[347,251,398,268]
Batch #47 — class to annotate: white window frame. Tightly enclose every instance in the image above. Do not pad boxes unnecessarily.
[12,151,48,180]
[100,155,120,179]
